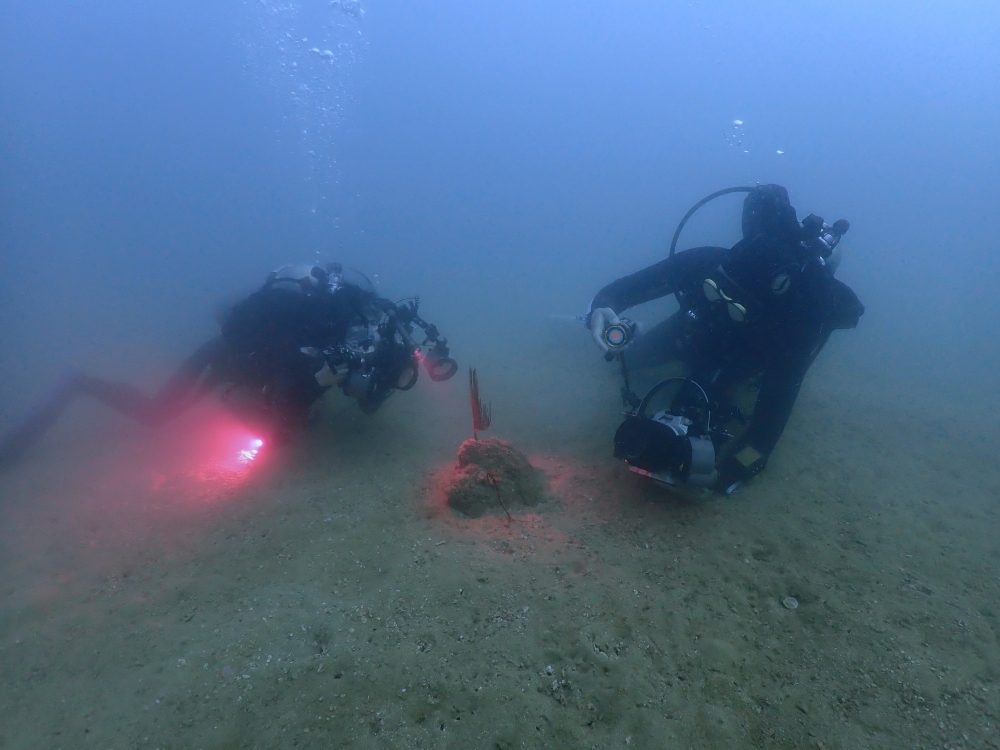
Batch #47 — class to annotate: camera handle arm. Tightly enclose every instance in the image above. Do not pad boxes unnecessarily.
[617,352,642,412]
[379,297,458,382]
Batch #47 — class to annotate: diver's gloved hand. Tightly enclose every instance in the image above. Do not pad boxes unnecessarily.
[589,307,620,353]
[715,458,751,495]
[715,444,768,495]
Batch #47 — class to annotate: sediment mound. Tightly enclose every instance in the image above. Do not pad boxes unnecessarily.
[443,438,546,518]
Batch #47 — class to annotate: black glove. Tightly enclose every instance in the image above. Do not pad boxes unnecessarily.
[715,444,768,494]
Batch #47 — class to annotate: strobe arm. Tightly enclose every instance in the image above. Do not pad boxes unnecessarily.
[381,298,458,382]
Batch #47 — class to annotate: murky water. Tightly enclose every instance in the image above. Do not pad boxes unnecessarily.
[2,2,999,748]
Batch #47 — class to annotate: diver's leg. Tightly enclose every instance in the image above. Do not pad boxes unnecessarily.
[73,338,229,426]
[0,370,205,466]
[143,337,229,423]
[626,312,690,369]
[73,374,164,425]
[0,370,167,465]
[0,371,86,464]
[0,338,228,465]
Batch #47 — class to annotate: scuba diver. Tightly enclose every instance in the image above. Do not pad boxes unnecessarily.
[587,185,864,494]
[0,262,458,465]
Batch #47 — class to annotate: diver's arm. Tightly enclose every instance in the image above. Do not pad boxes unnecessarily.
[588,246,727,317]
[826,279,865,330]
[715,279,862,491]
[750,279,861,435]
[589,257,679,316]
[743,367,806,456]
[715,354,811,490]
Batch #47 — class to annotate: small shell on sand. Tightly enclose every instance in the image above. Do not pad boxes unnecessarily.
[782,597,799,610]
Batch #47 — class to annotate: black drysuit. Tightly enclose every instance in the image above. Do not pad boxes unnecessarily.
[591,190,864,485]
[218,280,375,415]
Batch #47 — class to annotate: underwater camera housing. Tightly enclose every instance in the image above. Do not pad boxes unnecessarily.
[330,296,458,414]
[613,378,726,488]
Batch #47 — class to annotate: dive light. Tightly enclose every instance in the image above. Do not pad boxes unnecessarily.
[603,318,636,350]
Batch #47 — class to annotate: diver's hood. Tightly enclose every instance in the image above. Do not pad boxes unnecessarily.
[741,184,802,245]
[741,185,849,273]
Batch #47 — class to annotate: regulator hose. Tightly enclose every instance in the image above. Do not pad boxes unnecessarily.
[668,186,754,258]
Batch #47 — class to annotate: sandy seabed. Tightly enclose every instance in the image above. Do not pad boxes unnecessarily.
[1,327,998,750]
